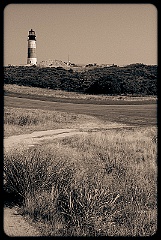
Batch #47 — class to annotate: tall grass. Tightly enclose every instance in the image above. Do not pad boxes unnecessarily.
[4,127,157,236]
[4,107,97,137]
[4,84,157,101]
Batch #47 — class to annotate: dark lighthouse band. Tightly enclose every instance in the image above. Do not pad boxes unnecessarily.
[27,29,37,65]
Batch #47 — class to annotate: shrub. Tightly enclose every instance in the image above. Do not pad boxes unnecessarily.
[4,64,157,95]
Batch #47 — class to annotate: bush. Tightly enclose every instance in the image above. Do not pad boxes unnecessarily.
[4,64,157,95]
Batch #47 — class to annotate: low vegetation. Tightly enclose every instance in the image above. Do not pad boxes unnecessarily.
[4,83,157,236]
[4,106,99,137]
[4,63,157,95]
[4,127,157,236]
[4,84,157,103]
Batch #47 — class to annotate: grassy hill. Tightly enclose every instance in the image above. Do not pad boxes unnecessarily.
[4,63,157,96]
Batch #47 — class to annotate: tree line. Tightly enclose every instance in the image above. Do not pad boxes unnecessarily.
[4,63,157,95]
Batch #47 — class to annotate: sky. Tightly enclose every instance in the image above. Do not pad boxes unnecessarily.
[4,3,157,66]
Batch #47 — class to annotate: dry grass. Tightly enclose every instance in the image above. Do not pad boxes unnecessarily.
[4,84,157,101]
[4,127,157,236]
[4,106,99,137]
[4,89,157,236]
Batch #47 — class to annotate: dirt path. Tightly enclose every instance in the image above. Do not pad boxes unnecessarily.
[4,128,85,152]
[4,123,130,152]
[4,207,41,237]
[4,123,132,236]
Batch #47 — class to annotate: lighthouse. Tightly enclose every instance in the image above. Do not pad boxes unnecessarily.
[27,29,37,65]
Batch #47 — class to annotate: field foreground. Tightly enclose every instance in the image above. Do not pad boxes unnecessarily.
[4,91,157,236]
[4,125,157,236]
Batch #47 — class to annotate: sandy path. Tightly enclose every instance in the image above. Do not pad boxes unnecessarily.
[4,207,41,237]
[4,123,130,152]
[4,128,84,152]
[4,123,132,236]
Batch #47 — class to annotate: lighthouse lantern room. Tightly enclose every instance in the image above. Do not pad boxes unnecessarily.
[27,29,37,65]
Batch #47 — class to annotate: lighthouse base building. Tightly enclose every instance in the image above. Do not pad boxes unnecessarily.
[27,29,37,65]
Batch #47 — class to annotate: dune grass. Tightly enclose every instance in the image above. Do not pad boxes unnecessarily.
[4,106,99,137]
[4,84,157,102]
[4,127,157,236]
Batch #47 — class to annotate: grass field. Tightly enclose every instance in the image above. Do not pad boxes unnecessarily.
[4,106,103,137]
[4,127,157,236]
[3,85,157,236]
[4,84,157,104]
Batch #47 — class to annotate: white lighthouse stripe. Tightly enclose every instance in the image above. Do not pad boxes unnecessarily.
[27,58,37,65]
[28,40,36,48]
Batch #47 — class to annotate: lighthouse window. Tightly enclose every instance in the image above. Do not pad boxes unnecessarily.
[29,35,36,40]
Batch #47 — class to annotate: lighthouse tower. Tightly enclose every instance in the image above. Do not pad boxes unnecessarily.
[27,29,37,65]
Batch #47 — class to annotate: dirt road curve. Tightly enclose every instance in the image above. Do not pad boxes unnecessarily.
[4,124,131,236]
[4,128,85,152]
[4,96,157,126]
[4,124,129,152]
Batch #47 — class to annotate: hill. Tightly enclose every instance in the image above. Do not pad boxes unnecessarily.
[4,63,157,95]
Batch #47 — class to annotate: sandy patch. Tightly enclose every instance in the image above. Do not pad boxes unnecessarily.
[4,207,41,237]
[4,123,131,152]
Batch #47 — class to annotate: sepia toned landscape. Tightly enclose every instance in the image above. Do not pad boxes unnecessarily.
[3,3,157,237]
[4,83,157,236]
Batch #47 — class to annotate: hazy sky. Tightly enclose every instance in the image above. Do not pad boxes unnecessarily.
[4,3,157,66]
